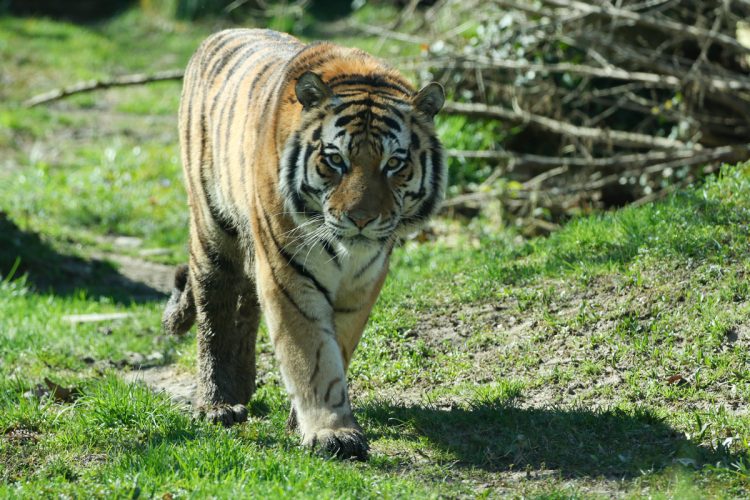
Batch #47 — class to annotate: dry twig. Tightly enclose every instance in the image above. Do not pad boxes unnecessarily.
[24,69,184,107]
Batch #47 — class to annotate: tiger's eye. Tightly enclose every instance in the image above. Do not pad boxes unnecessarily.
[331,154,343,165]
[387,157,400,169]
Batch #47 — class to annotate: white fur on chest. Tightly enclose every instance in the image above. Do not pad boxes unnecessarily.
[300,240,385,301]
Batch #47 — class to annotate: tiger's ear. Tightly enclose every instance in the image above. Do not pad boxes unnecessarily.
[295,71,332,109]
[413,82,445,118]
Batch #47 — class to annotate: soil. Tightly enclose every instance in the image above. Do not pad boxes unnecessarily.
[122,364,197,408]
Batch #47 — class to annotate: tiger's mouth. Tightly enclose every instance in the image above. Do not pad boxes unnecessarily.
[323,216,399,245]
[345,234,378,245]
[330,227,384,244]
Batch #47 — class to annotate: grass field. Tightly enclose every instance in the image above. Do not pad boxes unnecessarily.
[2,9,750,498]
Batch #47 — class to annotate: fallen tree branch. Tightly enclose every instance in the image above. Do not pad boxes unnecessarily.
[24,69,185,107]
[443,101,697,150]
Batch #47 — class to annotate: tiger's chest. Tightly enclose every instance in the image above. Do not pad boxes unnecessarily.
[297,239,388,306]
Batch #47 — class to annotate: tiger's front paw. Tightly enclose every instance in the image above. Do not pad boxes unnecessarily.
[304,427,369,461]
[195,403,248,427]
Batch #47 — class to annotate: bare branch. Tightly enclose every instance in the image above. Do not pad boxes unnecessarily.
[413,56,750,91]
[443,101,696,150]
[24,69,185,107]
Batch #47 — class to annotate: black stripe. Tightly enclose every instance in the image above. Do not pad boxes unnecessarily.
[332,388,347,408]
[333,98,405,120]
[418,151,428,194]
[300,183,322,197]
[257,226,318,322]
[411,131,421,150]
[206,195,238,237]
[335,89,410,104]
[284,135,306,214]
[181,60,198,183]
[210,43,273,118]
[312,126,322,142]
[413,147,444,220]
[271,263,317,322]
[261,210,334,306]
[370,124,398,141]
[202,31,251,74]
[323,377,341,403]
[378,114,401,131]
[321,239,340,267]
[404,189,425,200]
[334,114,356,127]
[315,162,333,179]
[207,43,247,83]
[210,44,261,175]
[354,249,382,280]
[327,74,412,95]
[309,343,322,383]
[289,51,338,78]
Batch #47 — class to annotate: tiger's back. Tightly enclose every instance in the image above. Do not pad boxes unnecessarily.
[179,29,302,244]
[164,29,446,460]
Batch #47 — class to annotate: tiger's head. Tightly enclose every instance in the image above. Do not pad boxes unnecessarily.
[280,70,446,248]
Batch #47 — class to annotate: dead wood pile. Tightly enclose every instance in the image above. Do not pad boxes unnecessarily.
[383,0,750,224]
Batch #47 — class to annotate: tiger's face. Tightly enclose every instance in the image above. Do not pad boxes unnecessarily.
[280,71,446,248]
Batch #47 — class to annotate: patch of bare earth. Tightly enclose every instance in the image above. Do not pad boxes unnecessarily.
[122,364,197,408]
[94,251,175,295]
[2,427,43,483]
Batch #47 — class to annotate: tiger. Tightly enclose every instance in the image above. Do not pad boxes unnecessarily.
[161,28,446,460]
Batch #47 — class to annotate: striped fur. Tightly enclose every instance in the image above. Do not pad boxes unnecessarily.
[162,29,446,459]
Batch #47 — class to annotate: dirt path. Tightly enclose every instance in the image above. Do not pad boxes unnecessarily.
[94,251,175,295]
[122,365,196,408]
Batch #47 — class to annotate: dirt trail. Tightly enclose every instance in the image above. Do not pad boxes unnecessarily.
[95,251,175,295]
[122,365,197,407]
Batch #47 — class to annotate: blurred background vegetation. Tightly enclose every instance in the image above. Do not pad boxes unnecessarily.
[1,0,749,281]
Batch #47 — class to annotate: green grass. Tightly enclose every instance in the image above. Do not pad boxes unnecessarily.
[5,167,750,496]
[2,8,750,498]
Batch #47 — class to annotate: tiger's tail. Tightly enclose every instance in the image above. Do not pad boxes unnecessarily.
[162,264,196,335]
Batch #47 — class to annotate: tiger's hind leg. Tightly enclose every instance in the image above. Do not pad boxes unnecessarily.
[191,236,260,426]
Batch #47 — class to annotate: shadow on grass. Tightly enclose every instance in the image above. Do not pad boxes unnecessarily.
[0,212,165,303]
[361,402,743,479]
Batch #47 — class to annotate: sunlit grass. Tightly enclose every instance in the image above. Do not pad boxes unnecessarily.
[1,8,750,498]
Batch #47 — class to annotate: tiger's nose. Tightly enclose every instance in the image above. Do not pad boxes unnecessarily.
[347,210,377,229]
